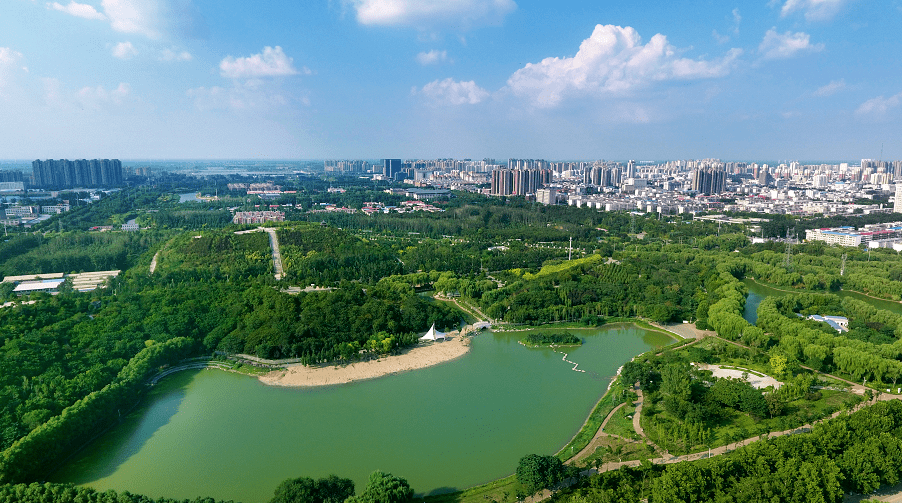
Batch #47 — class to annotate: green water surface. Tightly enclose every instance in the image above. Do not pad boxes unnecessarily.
[743,278,902,324]
[51,326,672,503]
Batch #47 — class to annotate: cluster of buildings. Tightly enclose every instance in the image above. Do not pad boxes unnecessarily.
[361,200,443,215]
[227,182,296,200]
[31,159,123,189]
[1,203,71,227]
[321,156,902,219]
[232,211,285,225]
[2,270,120,295]
[805,222,902,249]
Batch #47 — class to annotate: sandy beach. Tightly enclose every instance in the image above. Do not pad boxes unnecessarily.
[259,335,471,387]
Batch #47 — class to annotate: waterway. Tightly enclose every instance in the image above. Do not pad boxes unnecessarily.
[743,278,902,324]
[51,326,673,503]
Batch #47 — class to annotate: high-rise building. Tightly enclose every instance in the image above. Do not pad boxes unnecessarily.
[894,184,902,214]
[31,159,122,189]
[691,167,726,195]
[383,159,403,180]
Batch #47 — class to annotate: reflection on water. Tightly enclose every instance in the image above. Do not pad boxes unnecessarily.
[52,327,672,503]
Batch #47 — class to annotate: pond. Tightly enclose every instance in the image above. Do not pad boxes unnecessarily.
[743,278,902,324]
[51,326,673,503]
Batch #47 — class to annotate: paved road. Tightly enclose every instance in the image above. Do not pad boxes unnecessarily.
[263,228,284,280]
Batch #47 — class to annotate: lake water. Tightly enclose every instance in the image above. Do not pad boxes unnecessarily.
[178,192,199,203]
[51,326,673,503]
[743,278,902,324]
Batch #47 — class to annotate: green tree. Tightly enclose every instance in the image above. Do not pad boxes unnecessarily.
[346,471,413,503]
[515,454,566,494]
[269,475,354,503]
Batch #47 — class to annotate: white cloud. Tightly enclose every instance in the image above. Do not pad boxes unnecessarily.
[758,28,823,60]
[220,46,300,79]
[416,50,448,65]
[101,0,163,38]
[781,0,849,21]
[160,48,192,62]
[187,80,293,111]
[48,1,107,21]
[112,41,137,59]
[856,92,902,118]
[732,8,742,34]
[0,48,27,95]
[506,24,742,108]
[416,78,489,105]
[712,29,730,44]
[77,82,131,106]
[347,0,516,28]
[814,79,846,97]
[41,77,131,109]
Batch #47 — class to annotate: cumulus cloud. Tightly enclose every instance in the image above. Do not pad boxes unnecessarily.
[101,0,166,38]
[416,50,448,65]
[160,48,192,62]
[856,92,902,118]
[220,46,300,79]
[506,24,742,108]
[780,0,849,21]
[112,41,137,59]
[758,28,823,60]
[814,79,846,97]
[48,1,107,20]
[347,0,516,29]
[415,78,489,105]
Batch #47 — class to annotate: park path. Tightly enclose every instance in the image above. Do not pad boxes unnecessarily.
[234,227,284,280]
[263,228,284,280]
[149,250,160,274]
[525,396,880,503]
[568,402,631,463]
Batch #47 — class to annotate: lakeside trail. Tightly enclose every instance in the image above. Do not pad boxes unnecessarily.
[525,393,883,503]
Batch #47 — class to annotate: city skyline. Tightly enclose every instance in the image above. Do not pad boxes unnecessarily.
[1,0,901,160]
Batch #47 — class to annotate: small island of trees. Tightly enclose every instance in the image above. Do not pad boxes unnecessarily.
[522,332,582,346]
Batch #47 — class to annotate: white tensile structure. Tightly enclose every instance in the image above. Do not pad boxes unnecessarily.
[419,323,447,342]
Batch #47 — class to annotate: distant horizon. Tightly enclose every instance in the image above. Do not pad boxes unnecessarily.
[0,158,885,167]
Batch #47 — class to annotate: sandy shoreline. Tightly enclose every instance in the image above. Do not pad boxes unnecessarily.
[258,335,471,387]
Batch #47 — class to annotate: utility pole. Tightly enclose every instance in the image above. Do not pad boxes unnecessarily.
[569,236,572,261]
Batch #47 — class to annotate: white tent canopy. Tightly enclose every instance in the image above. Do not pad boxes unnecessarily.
[419,323,447,341]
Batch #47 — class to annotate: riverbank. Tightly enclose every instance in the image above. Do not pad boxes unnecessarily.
[259,335,471,387]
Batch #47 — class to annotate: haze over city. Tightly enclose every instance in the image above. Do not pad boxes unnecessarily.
[2,0,901,160]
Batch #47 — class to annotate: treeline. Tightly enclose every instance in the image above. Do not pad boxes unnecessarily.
[154,230,273,280]
[0,231,166,279]
[278,225,403,285]
[0,483,237,503]
[34,189,163,232]
[147,209,233,229]
[757,294,902,384]
[555,400,902,503]
[472,242,736,325]
[0,338,194,483]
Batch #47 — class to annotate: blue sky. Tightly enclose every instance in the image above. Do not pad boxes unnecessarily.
[1,0,901,161]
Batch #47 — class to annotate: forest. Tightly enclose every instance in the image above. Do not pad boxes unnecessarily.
[2,177,902,502]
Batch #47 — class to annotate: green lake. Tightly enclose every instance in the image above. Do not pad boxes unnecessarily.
[51,325,673,503]
[743,278,902,324]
